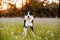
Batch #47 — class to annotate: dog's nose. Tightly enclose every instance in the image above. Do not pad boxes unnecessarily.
[28,16,29,18]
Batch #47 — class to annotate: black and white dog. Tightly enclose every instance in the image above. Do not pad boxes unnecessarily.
[23,11,34,36]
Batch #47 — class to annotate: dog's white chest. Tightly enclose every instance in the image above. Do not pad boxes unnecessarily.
[25,16,33,23]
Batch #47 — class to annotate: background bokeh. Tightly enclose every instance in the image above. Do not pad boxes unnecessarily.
[0,0,59,17]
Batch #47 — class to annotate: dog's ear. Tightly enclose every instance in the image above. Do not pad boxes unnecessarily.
[30,11,33,15]
[24,11,27,15]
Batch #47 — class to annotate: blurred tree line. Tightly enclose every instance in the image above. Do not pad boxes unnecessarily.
[0,0,59,18]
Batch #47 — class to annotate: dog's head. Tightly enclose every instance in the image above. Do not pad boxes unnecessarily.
[25,11,33,16]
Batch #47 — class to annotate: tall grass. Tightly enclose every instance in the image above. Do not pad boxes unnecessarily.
[0,18,60,40]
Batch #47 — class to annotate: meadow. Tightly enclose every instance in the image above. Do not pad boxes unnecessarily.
[0,18,60,40]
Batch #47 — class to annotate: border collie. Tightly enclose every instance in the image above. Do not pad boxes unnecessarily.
[22,11,34,36]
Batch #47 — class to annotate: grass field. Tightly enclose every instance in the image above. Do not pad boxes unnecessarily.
[0,18,60,40]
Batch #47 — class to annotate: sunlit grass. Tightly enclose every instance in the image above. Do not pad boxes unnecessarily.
[0,18,60,40]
